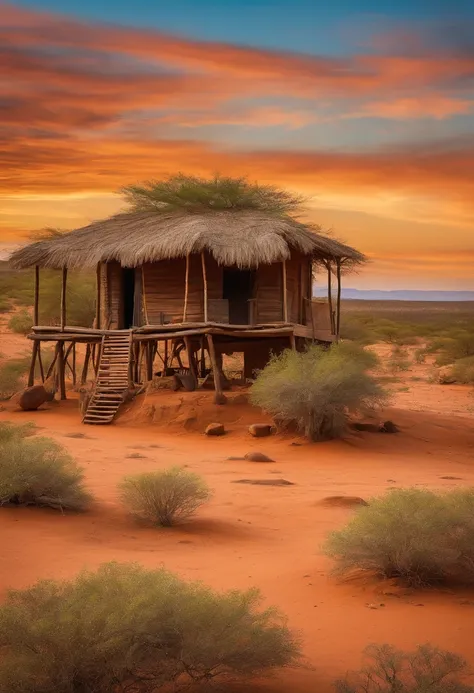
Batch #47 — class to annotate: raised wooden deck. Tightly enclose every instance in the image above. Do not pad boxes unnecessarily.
[28,321,335,343]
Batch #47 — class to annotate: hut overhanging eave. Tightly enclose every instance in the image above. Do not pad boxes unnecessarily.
[9,209,366,271]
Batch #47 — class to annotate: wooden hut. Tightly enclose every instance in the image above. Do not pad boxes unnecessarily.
[9,188,364,424]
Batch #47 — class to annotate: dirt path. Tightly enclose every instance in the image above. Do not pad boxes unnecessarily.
[2,402,474,692]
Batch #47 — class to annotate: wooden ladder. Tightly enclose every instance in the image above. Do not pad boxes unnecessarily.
[83,331,132,425]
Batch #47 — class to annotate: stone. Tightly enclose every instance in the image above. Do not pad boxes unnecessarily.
[244,452,275,463]
[205,423,226,436]
[18,385,48,411]
[249,423,273,438]
[379,420,399,434]
[320,496,368,508]
[232,478,294,486]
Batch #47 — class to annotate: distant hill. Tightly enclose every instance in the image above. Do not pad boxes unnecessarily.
[313,288,474,302]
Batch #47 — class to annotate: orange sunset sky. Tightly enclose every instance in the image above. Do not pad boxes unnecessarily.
[1,0,473,290]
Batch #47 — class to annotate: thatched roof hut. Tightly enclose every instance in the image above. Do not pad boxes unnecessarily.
[9,177,366,412]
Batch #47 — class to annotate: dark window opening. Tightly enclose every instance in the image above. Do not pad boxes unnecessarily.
[122,268,135,329]
[223,268,255,325]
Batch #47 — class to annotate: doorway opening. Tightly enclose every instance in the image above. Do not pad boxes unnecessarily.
[122,268,135,329]
[223,268,255,325]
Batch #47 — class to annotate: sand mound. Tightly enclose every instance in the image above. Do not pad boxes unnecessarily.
[118,387,273,433]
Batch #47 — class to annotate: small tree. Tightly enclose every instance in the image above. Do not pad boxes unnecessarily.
[336,644,472,693]
[0,562,301,692]
[324,488,474,587]
[250,343,386,441]
[0,420,36,443]
[119,466,212,526]
[0,435,92,511]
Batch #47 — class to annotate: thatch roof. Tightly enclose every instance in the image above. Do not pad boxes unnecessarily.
[9,210,365,270]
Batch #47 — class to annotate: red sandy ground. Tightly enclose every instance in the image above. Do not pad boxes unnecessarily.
[2,324,474,691]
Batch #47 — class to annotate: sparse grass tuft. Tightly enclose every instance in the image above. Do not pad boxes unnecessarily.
[336,643,472,693]
[0,562,301,692]
[325,487,474,587]
[451,356,474,384]
[250,343,387,441]
[0,435,92,511]
[0,356,30,400]
[119,466,212,526]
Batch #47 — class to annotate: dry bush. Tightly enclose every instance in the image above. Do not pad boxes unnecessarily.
[119,466,212,526]
[7,309,33,335]
[451,356,474,384]
[0,562,301,693]
[324,488,474,587]
[0,356,30,399]
[0,421,36,443]
[250,343,386,441]
[336,644,472,693]
[0,435,92,511]
[435,332,474,366]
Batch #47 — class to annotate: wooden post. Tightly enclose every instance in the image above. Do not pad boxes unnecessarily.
[146,342,153,381]
[289,334,296,351]
[282,260,288,323]
[27,341,39,386]
[33,265,39,326]
[327,261,335,335]
[183,336,198,387]
[200,336,206,377]
[201,252,208,323]
[141,265,149,325]
[37,343,45,382]
[81,344,91,385]
[57,341,66,400]
[336,259,342,340]
[96,263,101,329]
[163,339,169,376]
[47,345,59,380]
[72,343,77,386]
[60,267,67,331]
[206,334,226,404]
[183,254,190,322]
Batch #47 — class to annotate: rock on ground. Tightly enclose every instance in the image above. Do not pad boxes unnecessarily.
[244,451,275,463]
[320,496,368,507]
[249,423,273,438]
[232,478,294,486]
[205,423,226,436]
[18,385,48,411]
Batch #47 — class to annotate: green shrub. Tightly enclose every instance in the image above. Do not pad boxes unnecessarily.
[250,344,387,441]
[119,466,212,526]
[0,562,301,692]
[336,644,472,693]
[0,421,36,443]
[8,309,33,335]
[451,356,474,384]
[0,436,92,511]
[324,488,474,587]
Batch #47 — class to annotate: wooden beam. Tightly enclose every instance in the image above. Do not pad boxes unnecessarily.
[282,260,288,322]
[146,341,153,381]
[33,265,39,326]
[60,267,67,331]
[37,343,45,382]
[201,252,208,323]
[57,341,66,400]
[183,336,198,387]
[206,333,226,404]
[81,343,91,385]
[27,341,39,386]
[336,259,342,340]
[183,253,190,322]
[326,261,335,335]
[96,263,101,329]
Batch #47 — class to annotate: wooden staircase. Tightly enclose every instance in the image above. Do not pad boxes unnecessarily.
[83,331,132,425]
